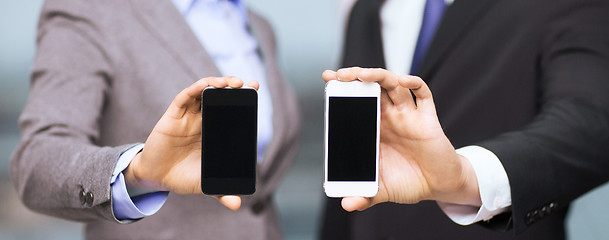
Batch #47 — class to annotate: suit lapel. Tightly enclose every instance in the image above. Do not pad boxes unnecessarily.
[341,0,386,68]
[417,0,500,80]
[247,11,283,178]
[128,0,222,79]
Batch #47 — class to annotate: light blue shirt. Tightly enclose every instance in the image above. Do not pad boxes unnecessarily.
[110,0,274,220]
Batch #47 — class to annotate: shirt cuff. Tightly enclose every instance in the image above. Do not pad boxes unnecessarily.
[437,145,512,225]
[110,143,169,220]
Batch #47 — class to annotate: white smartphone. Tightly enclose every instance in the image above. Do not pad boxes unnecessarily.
[324,80,380,197]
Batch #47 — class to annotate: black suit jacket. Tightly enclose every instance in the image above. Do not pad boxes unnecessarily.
[321,0,609,239]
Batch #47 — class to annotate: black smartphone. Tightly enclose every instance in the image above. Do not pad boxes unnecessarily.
[201,87,257,195]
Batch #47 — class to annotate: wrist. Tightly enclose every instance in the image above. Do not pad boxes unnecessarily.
[432,154,482,207]
[125,152,170,192]
[124,152,143,188]
[457,154,482,206]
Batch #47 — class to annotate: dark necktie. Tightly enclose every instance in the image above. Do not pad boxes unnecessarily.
[411,0,446,75]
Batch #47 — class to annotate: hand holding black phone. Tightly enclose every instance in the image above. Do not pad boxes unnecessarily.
[201,87,257,195]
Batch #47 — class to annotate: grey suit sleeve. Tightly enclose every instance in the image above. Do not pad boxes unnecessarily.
[10,1,129,223]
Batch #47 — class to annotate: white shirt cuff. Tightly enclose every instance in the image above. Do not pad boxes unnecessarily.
[110,144,169,220]
[437,145,512,225]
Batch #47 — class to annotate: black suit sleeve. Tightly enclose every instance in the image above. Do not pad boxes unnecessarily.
[477,0,609,234]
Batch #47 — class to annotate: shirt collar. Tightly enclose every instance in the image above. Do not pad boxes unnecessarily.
[172,0,243,15]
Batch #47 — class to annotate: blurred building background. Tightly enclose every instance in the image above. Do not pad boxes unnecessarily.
[1,1,608,239]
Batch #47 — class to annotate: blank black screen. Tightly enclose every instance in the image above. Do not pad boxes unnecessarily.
[328,97,377,181]
[202,89,257,182]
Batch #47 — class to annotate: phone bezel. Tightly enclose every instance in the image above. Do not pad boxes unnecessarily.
[201,87,258,195]
[324,80,380,197]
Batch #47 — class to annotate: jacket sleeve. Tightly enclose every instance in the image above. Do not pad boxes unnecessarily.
[477,0,609,234]
[10,0,130,223]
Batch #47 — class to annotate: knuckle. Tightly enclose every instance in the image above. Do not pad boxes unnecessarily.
[412,76,424,82]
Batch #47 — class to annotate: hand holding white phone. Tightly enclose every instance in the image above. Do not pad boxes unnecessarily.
[322,68,481,213]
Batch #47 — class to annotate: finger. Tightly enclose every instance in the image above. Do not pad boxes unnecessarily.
[398,75,435,111]
[336,67,363,82]
[357,69,417,109]
[217,195,242,211]
[356,68,399,89]
[341,197,373,212]
[380,89,393,112]
[322,70,337,82]
[207,77,229,88]
[167,78,211,118]
[226,77,245,88]
[246,81,260,91]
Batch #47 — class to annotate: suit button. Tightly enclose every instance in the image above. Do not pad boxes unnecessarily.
[251,201,265,215]
[525,212,534,225]
[79,186,87,205]
[85,192,94,207]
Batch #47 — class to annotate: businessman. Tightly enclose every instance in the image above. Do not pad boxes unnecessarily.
[11,0,300,239]
[321,0,609,239]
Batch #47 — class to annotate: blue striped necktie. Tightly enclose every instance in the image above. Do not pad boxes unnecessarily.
[411,0,446,75]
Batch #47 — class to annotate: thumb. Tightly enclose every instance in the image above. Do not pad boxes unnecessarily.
[217,195,242,211]
[166,78,210,119]
[341,197,373,212]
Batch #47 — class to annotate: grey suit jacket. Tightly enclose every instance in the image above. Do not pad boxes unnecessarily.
[10,0,300,239]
